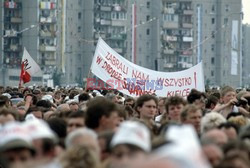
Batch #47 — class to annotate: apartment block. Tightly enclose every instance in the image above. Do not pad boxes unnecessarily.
[0,0,59,86]
[242,24,250,87]
[193,0,242,87]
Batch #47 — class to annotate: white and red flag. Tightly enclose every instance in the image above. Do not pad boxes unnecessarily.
[19,48,41,86]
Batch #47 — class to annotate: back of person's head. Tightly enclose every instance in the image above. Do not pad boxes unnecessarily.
[187,89,206,104]
[85,97,118,129]
[79,93,91,102]
[165,95,186,113]
[228,115,249,127]
[0,95,10,108]
[206,95,219,109]
[69,90,79,99]
[218,122,239,134]
[36,99,52,109]
[220,86,235,97]
[47,118,67,139]
[201,112,226,133]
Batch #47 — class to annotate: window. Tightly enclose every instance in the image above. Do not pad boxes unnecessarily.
[78,26,81,32]
[225,4,229,12]
[211,44,214,51]
[211,5,215,12]
[146,29,150,35]
[78,12,81,19]
[211,57,215,64]
[146,2,150,8]
[211,71,214,76]
[146,15,150,21]
[224,18,228,25]
[211,31,215,38]
[212,18,215,24]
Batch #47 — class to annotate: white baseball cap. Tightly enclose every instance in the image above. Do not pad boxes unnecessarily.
[111,121,151,152]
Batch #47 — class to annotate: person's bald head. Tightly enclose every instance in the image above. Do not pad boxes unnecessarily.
[201,129,228,147]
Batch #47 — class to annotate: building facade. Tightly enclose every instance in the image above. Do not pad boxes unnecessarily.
[0,0,59,87]
[193,0,242,87]
[242,24,250,87]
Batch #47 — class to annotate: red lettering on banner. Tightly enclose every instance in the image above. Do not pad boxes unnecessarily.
[102,61,122,80]
[156,77,192,87]
[105,52,128,75]
[132,70,149,81]
[166,88,190,97]
[96,56,103,65]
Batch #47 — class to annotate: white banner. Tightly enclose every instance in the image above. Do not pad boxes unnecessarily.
[90,38,205,97]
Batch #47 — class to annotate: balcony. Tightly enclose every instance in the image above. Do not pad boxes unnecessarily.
[163,49,175,54]
[183,10,193,15]
[182,23,192,28]
[94,32,106,39]
[40,45,56,52]
[163,22,178,29]
[111,20,126,26]
[4,1,22,9]
[113,48,123,53]
[4,30,17,37]
[100,19,111,25]
[183,37,193,42]
[40,30,56,37]
[11,17,22,23]
[40,17,56,23]
[162,8,175,14]
[40,2,56,9]
[182,50,193,56]
[45,60,56,65]
[164,63,174,68]
[163,35,177,42]
[4,44,22,52]
[100,6,112,11]
[110,34,127,40]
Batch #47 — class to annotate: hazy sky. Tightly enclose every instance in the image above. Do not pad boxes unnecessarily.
[243,0,250,24]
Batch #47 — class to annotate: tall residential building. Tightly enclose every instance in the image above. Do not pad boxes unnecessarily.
[160,0,194,72]
[61,0,129,85]
[242,24,250,87]
[193,0,242,87]
[0,0,59,87]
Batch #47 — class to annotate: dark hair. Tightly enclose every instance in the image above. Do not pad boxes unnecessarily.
[187,89,206,104]
[36,100,52,109]
[165,96,186,113]
[218,122,239,134]
[205,95,219,109]
[78,93,90,102]
[67,110,85,119]
[135,95,158,112]
[85,97,119,129]
[47,118,67,139]
[25,107,44,118]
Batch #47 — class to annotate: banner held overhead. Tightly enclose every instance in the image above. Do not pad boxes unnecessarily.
[90,38,205,97]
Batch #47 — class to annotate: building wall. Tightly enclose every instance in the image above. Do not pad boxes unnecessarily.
[242,24,250,87]
[193,0,242,87]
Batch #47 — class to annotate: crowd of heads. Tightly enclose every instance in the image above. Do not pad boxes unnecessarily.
[0,85,250,168]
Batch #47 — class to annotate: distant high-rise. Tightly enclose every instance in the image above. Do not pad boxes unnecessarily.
[242,24,250,87]
[193,0,242,87]
[0,0,59,86]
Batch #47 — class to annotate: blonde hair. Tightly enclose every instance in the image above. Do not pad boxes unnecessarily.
[60,145,99,168]
[228,116,249,127]
[201,112,226,133]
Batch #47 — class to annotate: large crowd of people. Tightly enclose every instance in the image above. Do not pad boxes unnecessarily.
[0,85,250,168]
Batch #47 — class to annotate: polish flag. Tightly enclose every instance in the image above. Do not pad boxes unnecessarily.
[19,48,41,85]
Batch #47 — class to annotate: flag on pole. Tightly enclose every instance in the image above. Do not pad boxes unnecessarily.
[19,48,41,86]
